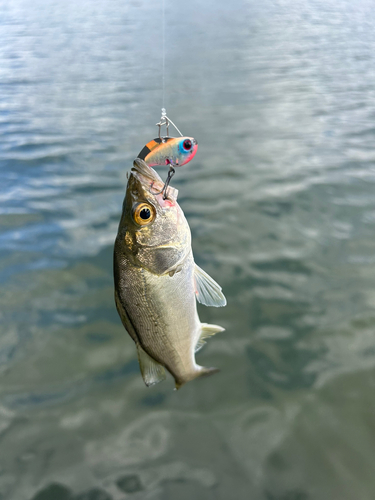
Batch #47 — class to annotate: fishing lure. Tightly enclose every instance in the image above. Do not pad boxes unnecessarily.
[137,109,198,199]
[138,136,198,168]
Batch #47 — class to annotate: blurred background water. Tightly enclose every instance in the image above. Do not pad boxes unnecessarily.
[1,0,375,498]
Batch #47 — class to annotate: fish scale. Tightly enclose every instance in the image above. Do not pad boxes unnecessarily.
[117,251,199,378]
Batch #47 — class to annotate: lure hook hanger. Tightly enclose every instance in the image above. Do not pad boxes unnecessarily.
[156,115,169,141]
[156,108,183,141]
[150,108,182,199]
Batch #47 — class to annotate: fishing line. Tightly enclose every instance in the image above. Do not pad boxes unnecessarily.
[162,0,165,110]
[159,0,183,138]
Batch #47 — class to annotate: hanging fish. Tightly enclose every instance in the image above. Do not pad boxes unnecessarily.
[114,158,226,389]
[138,136,198,167]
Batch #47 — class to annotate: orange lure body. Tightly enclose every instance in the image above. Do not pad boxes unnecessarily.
[138,136,198,167]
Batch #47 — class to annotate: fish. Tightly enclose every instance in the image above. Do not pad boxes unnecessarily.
[137,136,198,168]
[114,158,226,389]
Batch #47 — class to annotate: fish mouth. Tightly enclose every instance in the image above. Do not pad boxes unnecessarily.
[132,158,179,202]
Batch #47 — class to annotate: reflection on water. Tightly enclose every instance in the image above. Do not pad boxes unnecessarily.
[2,0,375,498]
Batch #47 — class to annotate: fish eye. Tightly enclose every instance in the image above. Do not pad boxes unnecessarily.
[182,139,192,151]
[133,203,156,226]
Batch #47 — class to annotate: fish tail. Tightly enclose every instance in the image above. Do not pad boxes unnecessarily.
[174,366,219,390]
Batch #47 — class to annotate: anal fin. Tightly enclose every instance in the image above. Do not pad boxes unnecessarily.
[195,323,225,352]
[137,344,166,387]
[194,264,227,307]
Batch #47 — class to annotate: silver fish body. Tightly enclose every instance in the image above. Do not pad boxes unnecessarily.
[114,159,226,389]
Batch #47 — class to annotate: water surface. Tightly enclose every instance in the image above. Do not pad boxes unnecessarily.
[1,0,375,498]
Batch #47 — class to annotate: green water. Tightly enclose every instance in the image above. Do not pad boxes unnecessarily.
[1,0,375,498]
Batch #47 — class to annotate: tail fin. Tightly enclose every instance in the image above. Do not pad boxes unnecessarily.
[175,366,219,390]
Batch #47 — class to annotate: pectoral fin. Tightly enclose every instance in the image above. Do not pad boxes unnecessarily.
[195,323,225,352]
[137,344,166,387]
[194,264,227,307]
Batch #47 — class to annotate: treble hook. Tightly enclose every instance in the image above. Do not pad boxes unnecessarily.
[150,163,176,199]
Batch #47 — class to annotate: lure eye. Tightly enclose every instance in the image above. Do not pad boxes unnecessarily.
[133,203,156,226]
[182,139,192,151]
